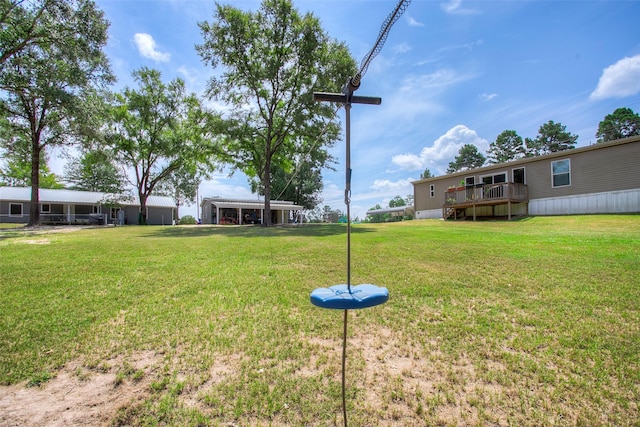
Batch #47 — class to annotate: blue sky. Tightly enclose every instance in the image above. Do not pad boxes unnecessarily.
[65,0,640,219]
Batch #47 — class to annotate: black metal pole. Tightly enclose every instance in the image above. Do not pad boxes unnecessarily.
[342,309,348,427]
[345,101,352,293]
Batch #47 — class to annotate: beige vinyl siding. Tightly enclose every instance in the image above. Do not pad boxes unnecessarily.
[528,141,640,199]
[414,177,463,211]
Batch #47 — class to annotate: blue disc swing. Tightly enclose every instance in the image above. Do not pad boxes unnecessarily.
[310,2,411,425]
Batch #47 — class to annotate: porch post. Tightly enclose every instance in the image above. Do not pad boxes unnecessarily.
[67,204,72,224]
[216,206,220,224]
[508,201,512,220]
[239,208,243,225]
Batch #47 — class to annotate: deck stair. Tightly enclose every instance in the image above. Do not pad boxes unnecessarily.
[443,207,465,220]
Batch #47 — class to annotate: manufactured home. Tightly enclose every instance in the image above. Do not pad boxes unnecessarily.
[412,135,640,220]
[0,187,176,225]
[200,197,304,225]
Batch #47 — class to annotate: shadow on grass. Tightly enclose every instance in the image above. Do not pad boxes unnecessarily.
[0,224,92,241]
[141,223,378,238]
[450,215,535,222]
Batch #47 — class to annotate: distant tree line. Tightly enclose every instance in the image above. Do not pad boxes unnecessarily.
[446,107,640,174]
[366,194,413,223]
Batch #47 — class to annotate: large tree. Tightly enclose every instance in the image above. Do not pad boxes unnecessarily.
[197,0,356,225]
[0,0,112,226]
[487,130,525,164]
[63,149,126,193]
[596,107,640,143]
[525,120,577,157]
[105,67,221,224]
[447,144,486,174]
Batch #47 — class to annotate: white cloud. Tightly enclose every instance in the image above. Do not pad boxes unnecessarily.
[392,125,488,174]
[400,68,475,92]
[407,16,425,27]
[177,66,195,82]
[133,33,171,62]
[480,92,498,101]
[370,178,415,193]
[440,0,480,15]
[437,39,484,53]
[198,170,255,199]
[393,43,412,54]
[389,153,425,172]
[590,54,640,100]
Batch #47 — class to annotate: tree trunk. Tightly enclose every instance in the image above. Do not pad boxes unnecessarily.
[138,190,147,225]
[263,153,272,226]
[28,142,41,227]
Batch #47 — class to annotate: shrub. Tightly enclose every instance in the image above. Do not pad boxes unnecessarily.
[179,215,197,225]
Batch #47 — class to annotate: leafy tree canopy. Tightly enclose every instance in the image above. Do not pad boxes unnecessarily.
[389,195,405,207]
[0,129,62,188]
[366,204,384,223]
[250,134,334,210]
[525,120,577,157]
[252,157,325,210]
[322,204,343,223]
[154,164,203,221]
[197,0,356,225]
[63,149,126,193]
[487,130,525,164]
[0,0,75,67]
[447,144,486,174]
[596,107,640,143]
[420,168,433,179]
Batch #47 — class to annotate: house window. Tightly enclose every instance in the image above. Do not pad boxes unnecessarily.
[429,184,435,198]
[41,203,50,213]
[465,176,475,187]
[10,203,23,216]
[481,172,507,185]
[552,159,571,187]
[513,167,525,184]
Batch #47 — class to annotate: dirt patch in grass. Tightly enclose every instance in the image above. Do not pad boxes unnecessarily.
[0,351,161,427]
[17,238,51,245]
[296,325,510,426]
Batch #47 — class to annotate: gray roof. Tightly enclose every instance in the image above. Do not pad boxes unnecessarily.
[202,197,303,210]
[367,206,414,215]
[0,187,176,208]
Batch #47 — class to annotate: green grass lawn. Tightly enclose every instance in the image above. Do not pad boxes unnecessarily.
[1,216,639,426]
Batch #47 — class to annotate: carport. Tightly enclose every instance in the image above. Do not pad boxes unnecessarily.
[200,197,304,225]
